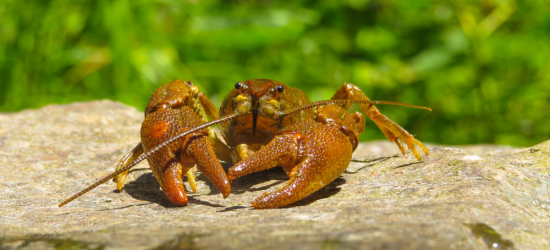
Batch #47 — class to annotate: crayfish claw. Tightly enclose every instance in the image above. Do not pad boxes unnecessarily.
[160,160,189,206]
[330,83,429,161]
[394,138,406,155]
[368,109,428,161]
[398,136,429,161]
[230,116,355,208]
[185,136,231,198]
[408,137,429,161]
[250,169,321,209]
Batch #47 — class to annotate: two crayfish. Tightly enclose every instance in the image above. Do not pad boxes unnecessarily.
[59,79,430,209]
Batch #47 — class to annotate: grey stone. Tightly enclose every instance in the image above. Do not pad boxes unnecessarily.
[0,100,548,249]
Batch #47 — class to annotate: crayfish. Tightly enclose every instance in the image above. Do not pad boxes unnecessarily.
[59,79,430,208]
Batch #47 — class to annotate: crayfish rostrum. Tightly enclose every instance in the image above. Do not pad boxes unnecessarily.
[59,79,430,208]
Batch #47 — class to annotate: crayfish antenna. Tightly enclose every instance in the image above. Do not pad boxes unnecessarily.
[369,100,432,111]
[58,152,147,207]
[58,113,239,207]
[278,99,431,117]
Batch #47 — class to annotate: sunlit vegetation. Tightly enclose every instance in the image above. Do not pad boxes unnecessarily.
[1,0,548,146]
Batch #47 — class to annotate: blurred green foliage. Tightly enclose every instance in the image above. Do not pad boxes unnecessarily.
[1,0,549,146]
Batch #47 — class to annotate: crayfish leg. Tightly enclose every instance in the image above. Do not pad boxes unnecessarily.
[185,168,198,193]
[331,83,429,161]
[114,142,144,191]
[198,92,220,120]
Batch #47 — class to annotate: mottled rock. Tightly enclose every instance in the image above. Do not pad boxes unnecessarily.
[0,101,548,249]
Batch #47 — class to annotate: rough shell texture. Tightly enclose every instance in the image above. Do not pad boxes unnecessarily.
[229,118,355,208]
[0,100,549,249]
[141,106,230,206]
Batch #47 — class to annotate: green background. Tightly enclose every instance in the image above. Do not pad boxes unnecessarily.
[1,0,549,147]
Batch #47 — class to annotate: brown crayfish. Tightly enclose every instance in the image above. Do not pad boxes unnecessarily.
[59,79,430,208]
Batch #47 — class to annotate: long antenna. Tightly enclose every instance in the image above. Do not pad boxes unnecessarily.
[276,99,431,118]
[58,113,238,207]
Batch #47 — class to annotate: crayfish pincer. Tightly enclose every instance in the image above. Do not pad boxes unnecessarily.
[59,79,430,209]
[59,80,231,207]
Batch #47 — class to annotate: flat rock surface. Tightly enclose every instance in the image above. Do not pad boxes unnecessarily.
[0,100,549,250]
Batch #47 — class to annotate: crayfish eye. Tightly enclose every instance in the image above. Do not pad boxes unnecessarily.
[235,82,243,89]
[276,85,284,93]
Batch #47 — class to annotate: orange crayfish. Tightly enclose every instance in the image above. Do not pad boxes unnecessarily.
[59,79,430,208]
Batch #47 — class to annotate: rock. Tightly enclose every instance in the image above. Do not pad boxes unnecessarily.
[0,100,548,249]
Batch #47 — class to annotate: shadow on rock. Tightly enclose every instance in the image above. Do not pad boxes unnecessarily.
[120,172,224,208]
[217,205,249,212]
[193,161,234,196]
[228,166,288,195]
[194,161,288,196]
